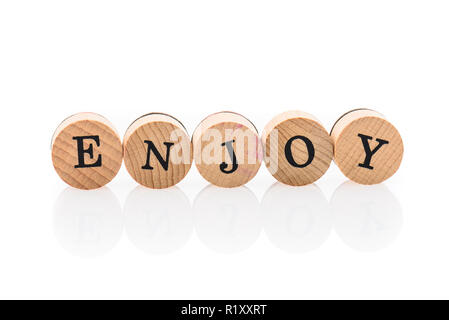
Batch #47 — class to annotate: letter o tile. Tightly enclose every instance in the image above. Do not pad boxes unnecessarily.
[192,111,262,188]
[123,113,193,189]
[262,111,333,186]
[331,108,403,185]
[51,112,123,190]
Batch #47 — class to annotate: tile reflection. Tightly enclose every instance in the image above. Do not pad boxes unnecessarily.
[331,181,403,251]
[193,185,261,253]
[124,186,193,254]
[53,180,403,255]
[262,182,331,253]
[53,187,123,258]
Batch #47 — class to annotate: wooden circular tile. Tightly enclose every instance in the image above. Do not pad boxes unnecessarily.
[51,112,123,190]
[192,111,262,188]
[123,113,192,189]
[331,108,403,185]
[262,111,333,186]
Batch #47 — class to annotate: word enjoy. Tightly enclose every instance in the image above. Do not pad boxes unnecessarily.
[51,109,403,190]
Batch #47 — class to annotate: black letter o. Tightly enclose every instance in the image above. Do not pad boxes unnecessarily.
[284,135,315,168]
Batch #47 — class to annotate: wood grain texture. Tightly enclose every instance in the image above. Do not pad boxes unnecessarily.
[123,113,192,189]
[331,109,403,185]
[51,112,123,190]
[192,111,262,188]
[262,110,333,186]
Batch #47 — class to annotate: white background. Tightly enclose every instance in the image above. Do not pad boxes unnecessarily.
[0,0,447,299]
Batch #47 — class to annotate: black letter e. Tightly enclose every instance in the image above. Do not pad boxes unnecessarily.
[73,135,102,168]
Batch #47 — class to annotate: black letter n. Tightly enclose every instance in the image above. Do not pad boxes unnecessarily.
[73,135,102,168]
[141,141,174,171]
[358,134,389,170]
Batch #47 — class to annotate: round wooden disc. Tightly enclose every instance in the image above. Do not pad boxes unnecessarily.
[262,111,333,186]
[51,112,123,190]
[331,109,403,185]
[123,113,193,189]
[192,111,262,188]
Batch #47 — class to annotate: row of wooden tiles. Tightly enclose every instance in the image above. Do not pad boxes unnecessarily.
[51,109,403,190]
